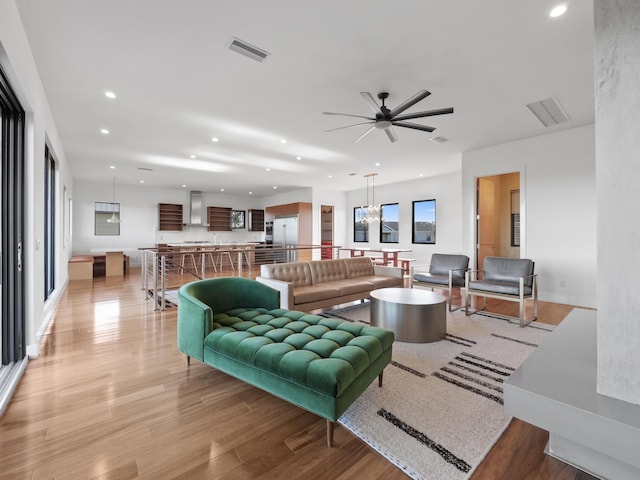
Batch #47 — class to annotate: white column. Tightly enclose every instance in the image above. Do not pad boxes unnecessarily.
[595,0,640,404]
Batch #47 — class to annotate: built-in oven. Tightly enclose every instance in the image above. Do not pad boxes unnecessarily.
[265,221,274,244]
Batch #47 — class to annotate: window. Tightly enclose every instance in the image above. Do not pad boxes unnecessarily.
[95,202,120,235]
[354,207,368,242]
[511,190,520,247]
[380,203,399,243]
[44,145,55,300]
[412,199,436,244]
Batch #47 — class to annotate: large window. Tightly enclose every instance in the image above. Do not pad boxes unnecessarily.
[0,65,26,372]
[354,207,368,242]
[412,199,436,244]
[95,202,120,235]
[44,145,55,300]
[380,203,399,243]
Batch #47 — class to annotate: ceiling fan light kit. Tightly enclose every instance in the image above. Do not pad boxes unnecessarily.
[324,89,453,143]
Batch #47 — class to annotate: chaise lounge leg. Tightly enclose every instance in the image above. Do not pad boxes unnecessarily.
[378,370,384,387]
[327,420,334,447]
[186,355,191,366]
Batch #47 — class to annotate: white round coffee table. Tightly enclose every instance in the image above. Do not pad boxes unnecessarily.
[370,288,446,343]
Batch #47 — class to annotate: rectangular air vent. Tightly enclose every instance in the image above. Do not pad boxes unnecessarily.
[228,37,270,62]
[137,167,153,171]
[430,136,448,144]
[526,97,570,127]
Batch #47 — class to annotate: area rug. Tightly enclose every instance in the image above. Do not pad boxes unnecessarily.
[326,302,556,480]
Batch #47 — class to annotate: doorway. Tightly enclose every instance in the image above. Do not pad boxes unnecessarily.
[476,172,520,270]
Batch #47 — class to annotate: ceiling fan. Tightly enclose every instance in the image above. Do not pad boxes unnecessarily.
[323,89,453,143]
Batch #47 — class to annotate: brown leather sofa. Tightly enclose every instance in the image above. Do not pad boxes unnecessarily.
[256,256,404,311]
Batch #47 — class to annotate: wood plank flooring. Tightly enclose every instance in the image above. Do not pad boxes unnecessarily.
[0,268,595,479]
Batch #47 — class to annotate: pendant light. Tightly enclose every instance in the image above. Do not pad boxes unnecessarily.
[360,173,380,224]
[106,176,120,224]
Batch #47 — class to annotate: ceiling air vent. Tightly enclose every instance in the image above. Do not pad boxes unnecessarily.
[431,136,448,144]
[526,97,569,127]
[228,37,270,62]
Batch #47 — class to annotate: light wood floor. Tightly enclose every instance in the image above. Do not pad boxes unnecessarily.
[0,268,595,479]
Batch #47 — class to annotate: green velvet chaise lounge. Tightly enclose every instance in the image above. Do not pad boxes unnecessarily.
[177,277,394,446]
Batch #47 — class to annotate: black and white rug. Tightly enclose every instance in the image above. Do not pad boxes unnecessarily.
[327,302,555,480]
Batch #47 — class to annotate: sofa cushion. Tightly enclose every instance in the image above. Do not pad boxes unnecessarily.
[294,284,341,305]
[321,279,372,296]
[260,262,313,287]
[357,275,403,289]
[308,259,347,284]
[483,257,534,288]
[204,308,394,396]
[343,257,375,278]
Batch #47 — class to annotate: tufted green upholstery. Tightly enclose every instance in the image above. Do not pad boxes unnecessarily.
[178,277,393,445]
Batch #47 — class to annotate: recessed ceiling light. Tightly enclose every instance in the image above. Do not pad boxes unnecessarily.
[280,139,286,144]
[182,184,186,188]
[273,186,277,189]
[419,174,424,177]
[328,175,332,178]
[249,191,253,195]
[375,162,380,166]
[265,168,271,171]
[296,156,302,160]
[190,154,196,159]
[549,5,567,17]
[211,137,219,142]
[139,180,144,184]
[104,91,116,99]
[220,188,224,192]
[110,165,115,169]
[100,128,110,135]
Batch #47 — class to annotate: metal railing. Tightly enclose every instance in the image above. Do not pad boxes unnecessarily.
[141,244,341,311]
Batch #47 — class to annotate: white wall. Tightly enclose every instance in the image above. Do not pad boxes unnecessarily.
[343,170,464,263]
[1,0,74,357]
[594,0,640,404]
[462,124,596,307]
[72,181,273,265]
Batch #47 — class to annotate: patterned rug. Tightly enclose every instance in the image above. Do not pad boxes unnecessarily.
[326,302,555,480]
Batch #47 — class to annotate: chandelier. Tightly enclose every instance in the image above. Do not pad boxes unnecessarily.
[106,176,120,224]
[360,173,381,224]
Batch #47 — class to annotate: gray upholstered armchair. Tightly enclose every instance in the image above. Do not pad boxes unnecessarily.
[411,253,470,311]
[465,256,538,327]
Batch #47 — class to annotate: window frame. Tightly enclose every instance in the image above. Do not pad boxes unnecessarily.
[412,199,436,244]
[379,202,399,244]
[353,207,369,242]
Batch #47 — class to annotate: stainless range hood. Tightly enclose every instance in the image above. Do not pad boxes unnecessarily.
[185,190,209,227]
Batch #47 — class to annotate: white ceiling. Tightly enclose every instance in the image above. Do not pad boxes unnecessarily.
[16,0,595,197]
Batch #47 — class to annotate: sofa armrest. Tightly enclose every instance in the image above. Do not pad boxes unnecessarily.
[256,276,294,309]
[177,288,213,362]
[373,265,404,278]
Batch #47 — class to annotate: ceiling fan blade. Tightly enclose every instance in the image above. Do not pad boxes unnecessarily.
[385,127,399,143]
[391,107,454,122]
[392,121,436,133]
[325,121,375,132]
[352,125,376,144]
[323,111,374,120]
[388,89,431,118]
[360,92,383,116]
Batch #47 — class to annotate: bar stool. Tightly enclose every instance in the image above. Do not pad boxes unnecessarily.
[180,247,199,274]
[204,247,218,274]
[218,247,235,271]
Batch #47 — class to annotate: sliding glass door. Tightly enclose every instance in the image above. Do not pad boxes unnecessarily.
[0,65,26,371]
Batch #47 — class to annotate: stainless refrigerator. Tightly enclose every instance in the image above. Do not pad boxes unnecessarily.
[273,214,298,262]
